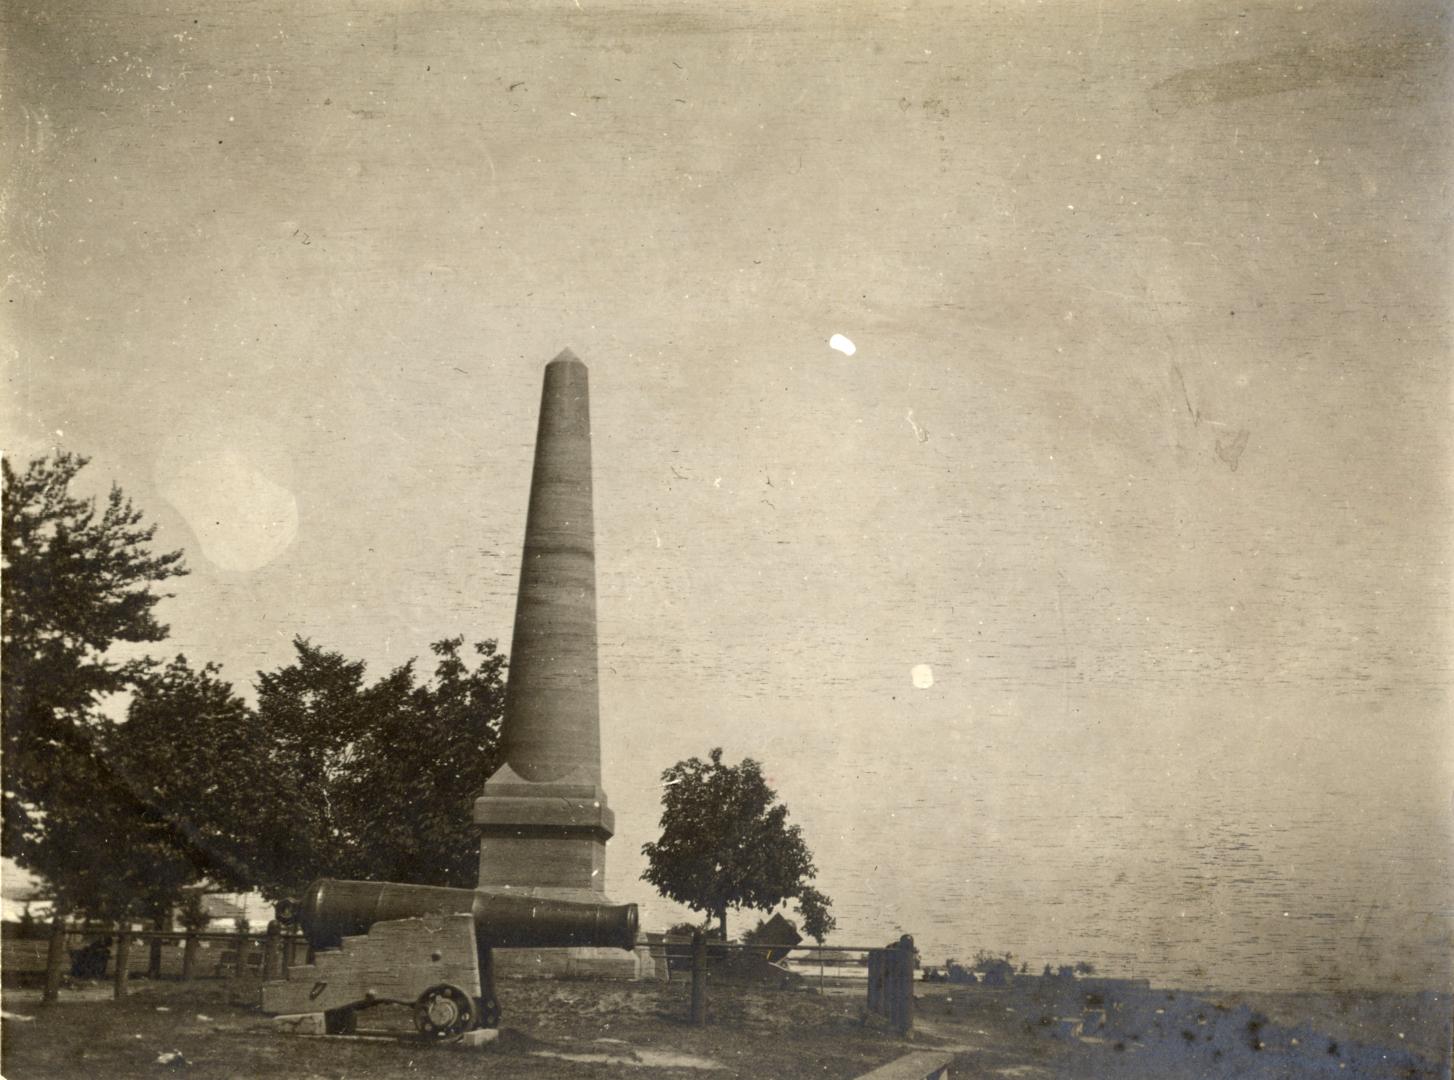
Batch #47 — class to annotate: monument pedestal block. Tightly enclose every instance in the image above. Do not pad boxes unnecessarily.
[474,765,614,902]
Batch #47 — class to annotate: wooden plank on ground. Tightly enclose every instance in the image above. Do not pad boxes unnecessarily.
[854,1049,955,1080]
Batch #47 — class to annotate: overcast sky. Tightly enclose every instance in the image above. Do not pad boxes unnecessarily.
[4,0,1449,989]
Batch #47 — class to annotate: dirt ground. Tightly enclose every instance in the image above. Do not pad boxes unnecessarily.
[1,975,948,1080]
[2,970,1445,1079]
[911,980,1450,1080]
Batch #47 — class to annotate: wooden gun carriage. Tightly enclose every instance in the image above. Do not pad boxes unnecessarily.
[262,878,638,1040]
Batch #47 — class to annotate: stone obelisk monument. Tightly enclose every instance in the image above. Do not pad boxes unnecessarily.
[474,351,614,902]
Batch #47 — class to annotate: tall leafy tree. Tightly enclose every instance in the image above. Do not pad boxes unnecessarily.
[2,452,186,867]
[250,638,376,894]
[102,655,282,969]
[108,657,274,906]
[15,655,270,928]
[335,637,507,888]
[251,636,506,898]
[642,748,836,942]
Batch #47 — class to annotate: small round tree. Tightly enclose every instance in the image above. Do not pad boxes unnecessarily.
[641,748,835,942]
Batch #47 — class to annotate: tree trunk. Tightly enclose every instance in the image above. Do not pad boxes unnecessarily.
[182,934,198,980]
[717,908,727,942]
[689,931,708,1025]
[113,925,131,999]
[148,910,166,978]
[42,915,67,1004]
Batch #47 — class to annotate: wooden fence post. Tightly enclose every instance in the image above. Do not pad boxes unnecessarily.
[148,913,166,979]
[234,928,249,977]
[864,936,914,1035]
[890,934,914,1036]
[281,930,296,974]
[113,926,131,999]
[181,933,199,981]
[43,917,67,1004]
[262,921,281,980]
[867,949,884,1013]
[689,931,708,1025]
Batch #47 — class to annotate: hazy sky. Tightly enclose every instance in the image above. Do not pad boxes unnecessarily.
[3,0,1449,989]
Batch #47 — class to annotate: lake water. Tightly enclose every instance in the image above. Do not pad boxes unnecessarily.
[773,752,1450,994]
[608,732,1453,997]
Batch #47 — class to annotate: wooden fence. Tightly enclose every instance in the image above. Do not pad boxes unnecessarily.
[645,933,917,1034]
[13,920,309,1004]
[21,920,917,1033]
[865,935,916,1035]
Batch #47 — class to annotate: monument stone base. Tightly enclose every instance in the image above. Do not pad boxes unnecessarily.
[473,764,615,903]
[492,946,645,980]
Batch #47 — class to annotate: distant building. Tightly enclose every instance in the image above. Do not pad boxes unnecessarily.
[0,861,50,924]
[198,894,253,926]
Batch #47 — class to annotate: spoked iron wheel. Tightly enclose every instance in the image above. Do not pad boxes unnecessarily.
[414,984,477,1040]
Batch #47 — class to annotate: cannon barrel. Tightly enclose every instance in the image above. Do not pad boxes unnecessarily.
[290,879,639,951]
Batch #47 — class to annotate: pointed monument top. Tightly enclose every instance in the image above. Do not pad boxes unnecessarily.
[549,347,583,368]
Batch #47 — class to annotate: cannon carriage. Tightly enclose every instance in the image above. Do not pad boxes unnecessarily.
[262,878,638,1040]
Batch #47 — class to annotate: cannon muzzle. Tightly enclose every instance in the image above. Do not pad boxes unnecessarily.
[287,878,639,952]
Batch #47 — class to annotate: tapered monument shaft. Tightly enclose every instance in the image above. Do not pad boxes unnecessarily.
[500,355,600,783]
[474,351,615,900]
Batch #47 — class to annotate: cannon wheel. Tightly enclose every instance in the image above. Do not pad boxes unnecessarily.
[414,984,477,1040]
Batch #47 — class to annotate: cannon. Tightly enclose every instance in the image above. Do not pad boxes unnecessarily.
[286,878,639,951]
[262,878,639,1039]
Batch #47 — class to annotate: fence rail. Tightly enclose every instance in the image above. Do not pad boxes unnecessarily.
[17,921,917,1032]
[648,932,917,1034]
[12,920,310,1004]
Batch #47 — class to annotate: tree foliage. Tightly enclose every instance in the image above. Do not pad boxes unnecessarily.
[1,451,185,869]
[15,654,269,922]
[641,748,835,942]
[249,636,506,899]
[970,950,1017,986]
[336,636,507,888]
[2,450,509,919]
[113,657,272,907]
[248,638,376,894]
[14,633,506,915]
